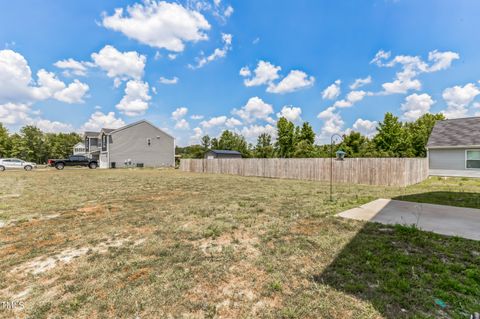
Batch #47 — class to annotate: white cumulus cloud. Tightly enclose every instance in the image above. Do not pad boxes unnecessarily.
[427,50,460,72]
[348,118,378,137]
[226,117,242,127]
[0,103,31,125]
[241,60,281,87]
[232,96,274,123]
[322,80,341,100]
[442,83,480,118]
[276,105,302,122]
[91,45,146,87]
[81,111,125,131]
[116,80,151,117]
[267,70,315,94]
[0,50,89,104]
[53,80,90,104]
[240,124,276,141]
[200,115,227,128]
[317,106,345,141]
[175,118,190,129]
[32,119,74,133]
[350,76,372,90]
[190,114,204,120]
[54,58,88,76]
[333,90,367,108]
[172,107,188,120]
[372,49,460,95]
[191,33,232,69]
[401,93,435,121]
[241,60,314,94]
[102,1,211,52]
[159,76,178,85]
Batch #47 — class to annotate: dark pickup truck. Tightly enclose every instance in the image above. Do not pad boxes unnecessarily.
[47,155,98,170]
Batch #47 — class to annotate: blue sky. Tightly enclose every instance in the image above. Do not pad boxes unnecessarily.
[1,0,480,145]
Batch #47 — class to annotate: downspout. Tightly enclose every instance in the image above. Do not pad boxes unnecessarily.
[107,134,110,169]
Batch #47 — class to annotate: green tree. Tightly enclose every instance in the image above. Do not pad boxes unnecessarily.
[211,138,219,150]
[46,133,82,160]
[254,133,275,158]
[293,140,316,158]
[175,145,205,159]
[373,113,414,157]
[340,131,369,157]
[201,135,211,151]
[408,113,445,157]
[0,123,10,157]
[213,130,251,157]
[298,122,315,145]
[276,117,295,158]
[9,133,25,159]
[18,126,48,163]
[292,122,316,157]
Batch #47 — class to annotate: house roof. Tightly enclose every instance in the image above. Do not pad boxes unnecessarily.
[427,117,480,148]
[108,120,175,139]
[84,131,100,137]
[83,120,175,140]
[209,150,242,155]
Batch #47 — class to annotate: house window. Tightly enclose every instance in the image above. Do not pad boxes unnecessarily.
[466,150,480,169]
[102,135,108,151]
[147,138,151,146]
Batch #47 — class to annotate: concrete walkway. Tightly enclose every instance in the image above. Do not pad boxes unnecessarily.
[338,199,480,241]
[430,169,480,178]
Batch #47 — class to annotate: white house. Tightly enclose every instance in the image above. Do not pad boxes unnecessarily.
[73,142,86,155]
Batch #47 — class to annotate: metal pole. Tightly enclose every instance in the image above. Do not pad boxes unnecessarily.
[330,137,333,201]
[330,134,343,202]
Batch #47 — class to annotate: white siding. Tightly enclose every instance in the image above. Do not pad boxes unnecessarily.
[429,148,466,170]
[108,121,174,168]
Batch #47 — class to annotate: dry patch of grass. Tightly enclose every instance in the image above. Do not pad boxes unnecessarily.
[0,169,479,318]
[11,237,144,276]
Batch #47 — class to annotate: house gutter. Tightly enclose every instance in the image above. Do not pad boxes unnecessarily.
[427,145,480,149]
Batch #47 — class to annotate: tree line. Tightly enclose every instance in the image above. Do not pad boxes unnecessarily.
[0,111,444,163]
[0,124,82,164]
[176,112,445,159]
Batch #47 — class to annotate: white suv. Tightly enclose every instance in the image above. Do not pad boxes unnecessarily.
[0,158,37,171]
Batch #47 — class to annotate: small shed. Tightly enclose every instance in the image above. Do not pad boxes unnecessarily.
[205,150,242,159]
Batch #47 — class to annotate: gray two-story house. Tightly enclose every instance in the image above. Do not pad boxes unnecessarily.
[84,120,175,168]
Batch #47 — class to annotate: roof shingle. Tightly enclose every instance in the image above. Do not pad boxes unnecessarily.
[427,117,480,147]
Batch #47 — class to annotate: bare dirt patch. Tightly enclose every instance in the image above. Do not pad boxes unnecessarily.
[0,193,21,199]
[76,204,103,213]
[195,230,260,257]
[11,237,144,275]
[186,260,280,318]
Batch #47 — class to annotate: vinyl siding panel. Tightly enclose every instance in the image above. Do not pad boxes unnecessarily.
[429,148,466,170]
[108,122,174,167]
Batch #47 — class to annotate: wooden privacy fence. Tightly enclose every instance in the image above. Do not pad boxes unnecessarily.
[179,158,429,187]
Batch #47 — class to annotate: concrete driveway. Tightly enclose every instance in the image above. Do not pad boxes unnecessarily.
[338,199,480,241]
[430,169,480,178]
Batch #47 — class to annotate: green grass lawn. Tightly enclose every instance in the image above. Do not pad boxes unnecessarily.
[0,169,479,318]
